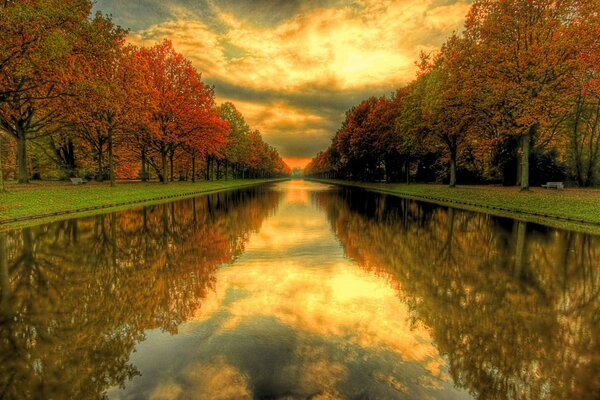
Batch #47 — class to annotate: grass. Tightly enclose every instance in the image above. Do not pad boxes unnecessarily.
[310,179,600,234]
[0,178,284,229]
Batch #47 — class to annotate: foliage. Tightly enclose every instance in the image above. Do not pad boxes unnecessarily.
[0,3,288,184]
[307,0,600,189]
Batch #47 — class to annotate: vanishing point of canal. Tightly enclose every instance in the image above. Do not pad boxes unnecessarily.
[1,180,598,399]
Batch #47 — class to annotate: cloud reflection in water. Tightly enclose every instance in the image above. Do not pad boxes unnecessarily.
[108,181,470,400]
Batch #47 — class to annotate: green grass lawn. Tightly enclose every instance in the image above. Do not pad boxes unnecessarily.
[312,179,600,233]
[0,179,283,228]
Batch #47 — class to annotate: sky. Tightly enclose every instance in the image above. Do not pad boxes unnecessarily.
[94,0,472,169]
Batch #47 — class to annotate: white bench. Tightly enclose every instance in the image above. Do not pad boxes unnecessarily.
[541,181,564,189]
[70,177,87,185]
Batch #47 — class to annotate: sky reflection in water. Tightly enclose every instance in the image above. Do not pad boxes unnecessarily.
[109,180,469,399]
[1,180,598,399]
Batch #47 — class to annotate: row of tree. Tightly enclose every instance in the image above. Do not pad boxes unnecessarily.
[0,0,289,185]
[306,0,600,189]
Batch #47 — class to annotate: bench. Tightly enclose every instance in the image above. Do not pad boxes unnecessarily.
[70,177,87,185]
[541,181,564,189]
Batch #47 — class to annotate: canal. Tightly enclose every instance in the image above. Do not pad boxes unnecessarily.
[0,180,598,399]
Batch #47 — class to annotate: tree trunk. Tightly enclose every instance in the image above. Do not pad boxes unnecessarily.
[97,143,104,181]
[169,151,174,182]
[572,95,584,186]
[205,155,211,181]
[516,155,522,186]
[449,147,457,188]
[191,154,196,183]
[585,102,599,186]
[520,127,532,191]
[66,139,76,173]
[108,127,115,187]
[216,159,221,180]
[0,136,4,193]
[161,151,168,184]
[142,148,148,181]
[16,128,28,183]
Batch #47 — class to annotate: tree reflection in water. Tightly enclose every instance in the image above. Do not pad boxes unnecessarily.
[314,188,599,400]
[1,182,598,400]
[0,186,281,399]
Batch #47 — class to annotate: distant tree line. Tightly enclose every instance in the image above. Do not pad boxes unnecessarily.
[306,0,600,189]
[0,0,290,185]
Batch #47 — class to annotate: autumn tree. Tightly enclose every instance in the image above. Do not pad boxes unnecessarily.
[564,88,600,186]
[65,21,134,185]
[362,93,406,182]
[396,79,433,183]
[218,102,250,179]
[139,40,218,184]
[561,16,600,186]
[182,112,229,182]
[464,0,599,190]
[0,0,120,182]
[417,35,480,187]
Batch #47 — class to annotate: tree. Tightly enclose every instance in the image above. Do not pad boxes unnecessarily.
[562,23,600,187]
[565,89,600,186]
[218,102,250,179]
[334,98,381,180]
[139,40,217,184]
[464,0,599,190]
[0,0,119,182]
[358,94,405,182]
[66,18,131,185]
[183,112,229,182]
[397,79,432,184]
[418,35,479,187]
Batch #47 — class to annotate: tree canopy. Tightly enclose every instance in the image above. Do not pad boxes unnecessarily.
[0,0,289,183]
[306,0,600,188]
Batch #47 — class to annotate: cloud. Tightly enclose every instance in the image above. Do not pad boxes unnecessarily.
[95,0,471,165]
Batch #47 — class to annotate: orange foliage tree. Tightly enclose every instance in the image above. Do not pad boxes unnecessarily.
[138,40,229,184]
[463,0,600,190]
[0,0,120,182]
[1,5,288,183]
[307,0,600,188]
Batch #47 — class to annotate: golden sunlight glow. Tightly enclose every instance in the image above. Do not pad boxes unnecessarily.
[284,157,312,169]
[190,181,451,384]
[122,0,472,162]
[131,0,472,90]
[196,262,444,368]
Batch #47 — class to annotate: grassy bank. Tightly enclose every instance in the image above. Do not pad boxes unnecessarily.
[0,179,284,229]
[311,179,600,234]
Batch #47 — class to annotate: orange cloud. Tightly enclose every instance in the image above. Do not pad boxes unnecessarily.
[122,0,472,162]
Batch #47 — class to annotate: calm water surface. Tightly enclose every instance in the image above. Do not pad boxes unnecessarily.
[0,180,598,399]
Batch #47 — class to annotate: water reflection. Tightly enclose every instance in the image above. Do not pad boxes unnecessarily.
[315,187,600,399]
[106,180,470,400]
[0,180,598,400]
[0,186,281,399]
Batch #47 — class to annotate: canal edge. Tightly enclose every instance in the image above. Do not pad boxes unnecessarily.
[308,178,600,234]
[0,179,287,229]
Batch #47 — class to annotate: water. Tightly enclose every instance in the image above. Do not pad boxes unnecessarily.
[0,180,598,399]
